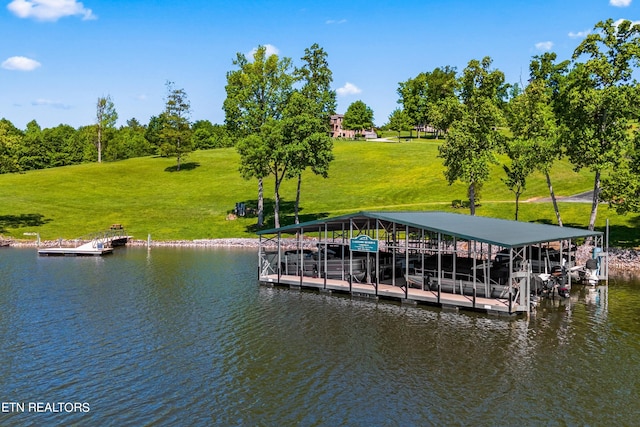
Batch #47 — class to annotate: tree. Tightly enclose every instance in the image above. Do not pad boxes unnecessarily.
[41,124,80,167]
[501,139,534,220]
[224,45,294,227]
[16,120,46,171]
[438,57,506,215]
[106,119,153,161]
[397,72,428,137]
[144,114,166,151]
[342,100,374,138]
[600,134,640,213]
[426,96,462,139]
[280,92,334,226]
[236,119,291,228]
[559,19,640,230]
[0,119,21,174]
[508,54,569,226]
[191,120,233,149]
[398,66,458,138]
[95,95,118,163]
[290,43,336,223]
[387,108,412,141]
[159,81,192,171]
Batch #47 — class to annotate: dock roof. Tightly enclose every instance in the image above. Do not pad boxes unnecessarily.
[257,211,602,248]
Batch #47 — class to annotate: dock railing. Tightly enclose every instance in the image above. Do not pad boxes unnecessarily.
[38,228,129,249]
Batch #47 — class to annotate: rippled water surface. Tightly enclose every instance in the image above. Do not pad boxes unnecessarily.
[1,247,639,426]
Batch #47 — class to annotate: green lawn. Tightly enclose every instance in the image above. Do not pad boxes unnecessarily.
[1,139,638,246]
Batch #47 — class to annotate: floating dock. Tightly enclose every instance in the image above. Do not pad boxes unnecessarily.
[38,226,130,257]
[257,211,608,316]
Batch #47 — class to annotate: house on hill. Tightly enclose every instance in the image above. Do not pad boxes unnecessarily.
[330,114,376,139]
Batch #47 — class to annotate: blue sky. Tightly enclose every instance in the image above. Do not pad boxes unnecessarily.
[1,0,638,129]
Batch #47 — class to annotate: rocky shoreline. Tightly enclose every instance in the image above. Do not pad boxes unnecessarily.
[3,236,639,273]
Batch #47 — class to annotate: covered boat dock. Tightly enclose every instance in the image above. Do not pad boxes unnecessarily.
[257,211,608,316]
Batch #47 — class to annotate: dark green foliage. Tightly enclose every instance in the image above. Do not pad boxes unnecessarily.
[342,100,374,136]
[438,57,506,215]
[191,120,233,149]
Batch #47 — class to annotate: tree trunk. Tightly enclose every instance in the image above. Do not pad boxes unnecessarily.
[295,174,302,225]
[546,172,563,227]
[177,138,181,171]
[469,182,476,216]
[588,170,601,231]
[257,178,264,227]
[515,192,520,221]
[274,182,280,229]
[97,125,102,163]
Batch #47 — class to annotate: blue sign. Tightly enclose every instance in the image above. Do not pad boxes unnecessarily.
[350,235,379,253]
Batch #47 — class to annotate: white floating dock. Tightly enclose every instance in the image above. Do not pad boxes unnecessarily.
[37,230,130,257]
[38,241,114,256]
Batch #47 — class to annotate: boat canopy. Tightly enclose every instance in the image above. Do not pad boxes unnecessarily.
[257,211,602,248]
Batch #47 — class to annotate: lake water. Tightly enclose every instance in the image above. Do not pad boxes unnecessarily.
[0,247,639,426]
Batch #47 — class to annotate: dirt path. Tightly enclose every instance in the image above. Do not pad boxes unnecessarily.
[529,191,594,203]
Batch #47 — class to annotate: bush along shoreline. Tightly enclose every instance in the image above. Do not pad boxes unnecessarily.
[3,236,639,273]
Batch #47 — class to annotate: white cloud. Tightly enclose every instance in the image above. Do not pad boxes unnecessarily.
[535,41,554,51]
[248,44,280,58]
[326,19,347,24]
[336,82,361,96]
[610,0,632,6]
[614,18,640,27]
[7,0,96,22]
[31,98,71,109]
[2,56,41,71]
[568,30,590,38]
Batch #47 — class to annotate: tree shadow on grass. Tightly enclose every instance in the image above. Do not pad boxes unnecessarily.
[165,162,200,172]
[0,213,51,234]
[238,198,330,234]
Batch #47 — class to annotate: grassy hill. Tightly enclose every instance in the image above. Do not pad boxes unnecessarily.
[1,138,638,246]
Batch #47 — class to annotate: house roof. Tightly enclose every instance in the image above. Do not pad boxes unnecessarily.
[257,211,602,248]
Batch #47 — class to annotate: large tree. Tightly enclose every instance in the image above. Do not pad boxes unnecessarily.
[438,57,506,215]
[290,43,336,224]
[281,92,334,226]
[397,72,428,137]
[224,45,294,227]
[159,81,192,171]
[342,100,374,138]
[236,119,290,228]
[398,66,458,138]
[559,19,640,230]
[387,108,412,141]
[95,95,118,163]
[507,53,569,226]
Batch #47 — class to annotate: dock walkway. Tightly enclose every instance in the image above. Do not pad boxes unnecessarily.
[38,228,130,256]
[260,274,520,315]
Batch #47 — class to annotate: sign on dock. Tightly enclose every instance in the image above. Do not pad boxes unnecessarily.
[350,235,379,253]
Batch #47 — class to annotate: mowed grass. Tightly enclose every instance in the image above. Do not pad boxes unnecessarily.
[1,139,638,246]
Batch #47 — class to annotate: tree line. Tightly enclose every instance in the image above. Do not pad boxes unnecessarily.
[0,82,233,174]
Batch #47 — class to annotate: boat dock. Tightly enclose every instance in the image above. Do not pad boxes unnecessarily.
[38,225,131,256]
[261,273,521,314]
[257,211,608,316]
